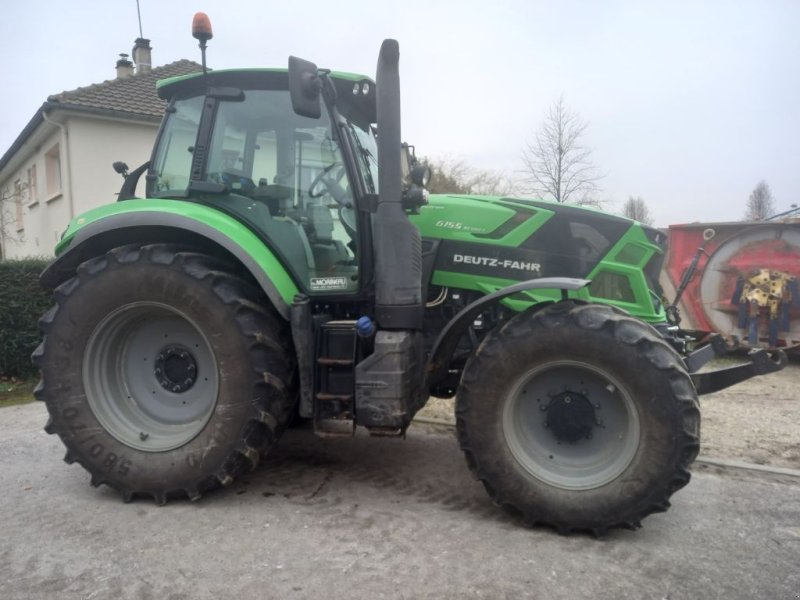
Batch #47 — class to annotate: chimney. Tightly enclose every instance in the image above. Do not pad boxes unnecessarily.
[132,38,152,74]
[116,53,134,79]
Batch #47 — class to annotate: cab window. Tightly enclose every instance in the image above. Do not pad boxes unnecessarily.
[203,90,359,294]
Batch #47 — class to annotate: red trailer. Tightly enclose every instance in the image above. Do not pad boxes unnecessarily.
[662,219,800,349]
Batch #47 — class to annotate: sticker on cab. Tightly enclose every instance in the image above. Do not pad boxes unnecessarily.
[309,276,350,291]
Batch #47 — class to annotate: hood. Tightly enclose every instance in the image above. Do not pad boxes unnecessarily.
[410,194,634,245]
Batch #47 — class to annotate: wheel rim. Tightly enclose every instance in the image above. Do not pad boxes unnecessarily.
[502,360,640,490]
[83,302,219,452]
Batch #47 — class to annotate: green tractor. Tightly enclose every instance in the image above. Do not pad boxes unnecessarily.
[34,17,785,533]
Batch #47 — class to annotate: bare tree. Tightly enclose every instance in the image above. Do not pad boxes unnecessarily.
[520,96,603,206]
[426,157,519,197]
[0,184,27,259]
[621,196,654,225]
[745,180,775,221]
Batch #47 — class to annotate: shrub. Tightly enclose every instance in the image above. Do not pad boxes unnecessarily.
[0,258,52,378]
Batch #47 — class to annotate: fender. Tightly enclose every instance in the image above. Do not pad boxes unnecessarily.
[41,202,299,319]
[425,277,591,387]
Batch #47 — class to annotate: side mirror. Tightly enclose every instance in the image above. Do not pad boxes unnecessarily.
[288,56,322,119]
[410,163,431,188]
[400,143,413,181]
[401,143,431,188]
[112,161,129,178]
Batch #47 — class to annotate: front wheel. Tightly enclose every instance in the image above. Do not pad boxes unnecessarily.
[456,301,700,533]
[34,244,297,503]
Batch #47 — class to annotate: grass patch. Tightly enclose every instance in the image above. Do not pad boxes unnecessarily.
[0,378,37,408]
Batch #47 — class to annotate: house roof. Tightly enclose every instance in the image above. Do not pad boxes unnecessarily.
[0,59,202,177]
[47,59,202,119]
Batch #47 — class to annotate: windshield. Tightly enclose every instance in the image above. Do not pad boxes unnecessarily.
[349,123,379,194]
[204,90,347,200]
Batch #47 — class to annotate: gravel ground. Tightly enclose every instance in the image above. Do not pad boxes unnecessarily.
[418,358,800,470]
[2,401,800,600]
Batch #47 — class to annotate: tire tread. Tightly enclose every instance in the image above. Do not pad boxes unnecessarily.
[36,244,297,504]
[456,300,701,533]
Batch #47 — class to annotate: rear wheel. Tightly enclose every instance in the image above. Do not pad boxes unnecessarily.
[34,244,297,503]
[456,301,700,533]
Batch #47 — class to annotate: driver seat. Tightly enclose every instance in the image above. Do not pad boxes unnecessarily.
[307,204,351,270]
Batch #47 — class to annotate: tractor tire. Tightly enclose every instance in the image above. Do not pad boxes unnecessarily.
[456,301,700,534]
[33,244,297,504]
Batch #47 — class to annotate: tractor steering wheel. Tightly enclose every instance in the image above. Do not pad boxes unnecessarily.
[308,162,349,205]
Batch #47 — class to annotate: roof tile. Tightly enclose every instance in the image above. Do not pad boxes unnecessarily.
[47,59,203,118]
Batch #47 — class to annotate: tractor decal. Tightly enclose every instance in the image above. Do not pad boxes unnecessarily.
[309,276,350,291]
[435,240,552,280]
[453,254,542,273]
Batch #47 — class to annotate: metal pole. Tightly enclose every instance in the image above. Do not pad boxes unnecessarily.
[136,0,144,38]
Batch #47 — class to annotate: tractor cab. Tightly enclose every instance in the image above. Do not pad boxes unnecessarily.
[147,69,380,296]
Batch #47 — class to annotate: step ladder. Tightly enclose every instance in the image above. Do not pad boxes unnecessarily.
[314,321,357,436]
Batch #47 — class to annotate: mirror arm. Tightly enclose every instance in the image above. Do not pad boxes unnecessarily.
[319,70,337,105]
[117,161,151,201]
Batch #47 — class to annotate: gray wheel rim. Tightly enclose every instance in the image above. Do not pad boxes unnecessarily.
[502,360,640,490]
[83,302,219,452]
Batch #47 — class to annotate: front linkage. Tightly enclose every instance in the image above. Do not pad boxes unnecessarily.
[675,332,786,395]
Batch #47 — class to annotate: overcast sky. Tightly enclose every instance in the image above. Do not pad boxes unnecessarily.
[1,0,798,226]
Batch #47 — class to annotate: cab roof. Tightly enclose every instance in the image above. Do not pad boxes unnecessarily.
[156,68,377,123]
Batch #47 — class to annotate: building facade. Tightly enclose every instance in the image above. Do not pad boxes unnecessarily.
[0,41,200,258]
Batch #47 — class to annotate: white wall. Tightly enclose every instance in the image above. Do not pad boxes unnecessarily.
[0,115,158,259]
[67,116,158,214]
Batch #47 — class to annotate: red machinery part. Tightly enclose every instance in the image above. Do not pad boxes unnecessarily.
[664,221,800,349]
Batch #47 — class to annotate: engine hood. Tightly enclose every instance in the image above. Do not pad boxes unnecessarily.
[408,194,666,323]
[409,194,634,245]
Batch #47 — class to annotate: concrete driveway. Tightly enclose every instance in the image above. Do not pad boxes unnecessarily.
[2,401,799,600]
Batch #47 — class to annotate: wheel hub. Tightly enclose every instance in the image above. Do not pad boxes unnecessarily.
[545,391,597,443]
[154,345,198,393]
[503,361,640,491]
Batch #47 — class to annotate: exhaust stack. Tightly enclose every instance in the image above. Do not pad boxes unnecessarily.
[373,39,423,329]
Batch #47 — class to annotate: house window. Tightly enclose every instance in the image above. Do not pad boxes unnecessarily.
[27,165,38,205]
[45,144,62,200]
[14,180,24,231]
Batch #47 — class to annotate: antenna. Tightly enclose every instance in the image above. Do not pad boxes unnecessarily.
[136,0,144,38]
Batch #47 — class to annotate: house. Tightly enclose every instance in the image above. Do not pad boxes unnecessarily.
[0,39,201,259]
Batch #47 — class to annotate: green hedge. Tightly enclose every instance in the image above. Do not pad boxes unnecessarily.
[0,258,53,378]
